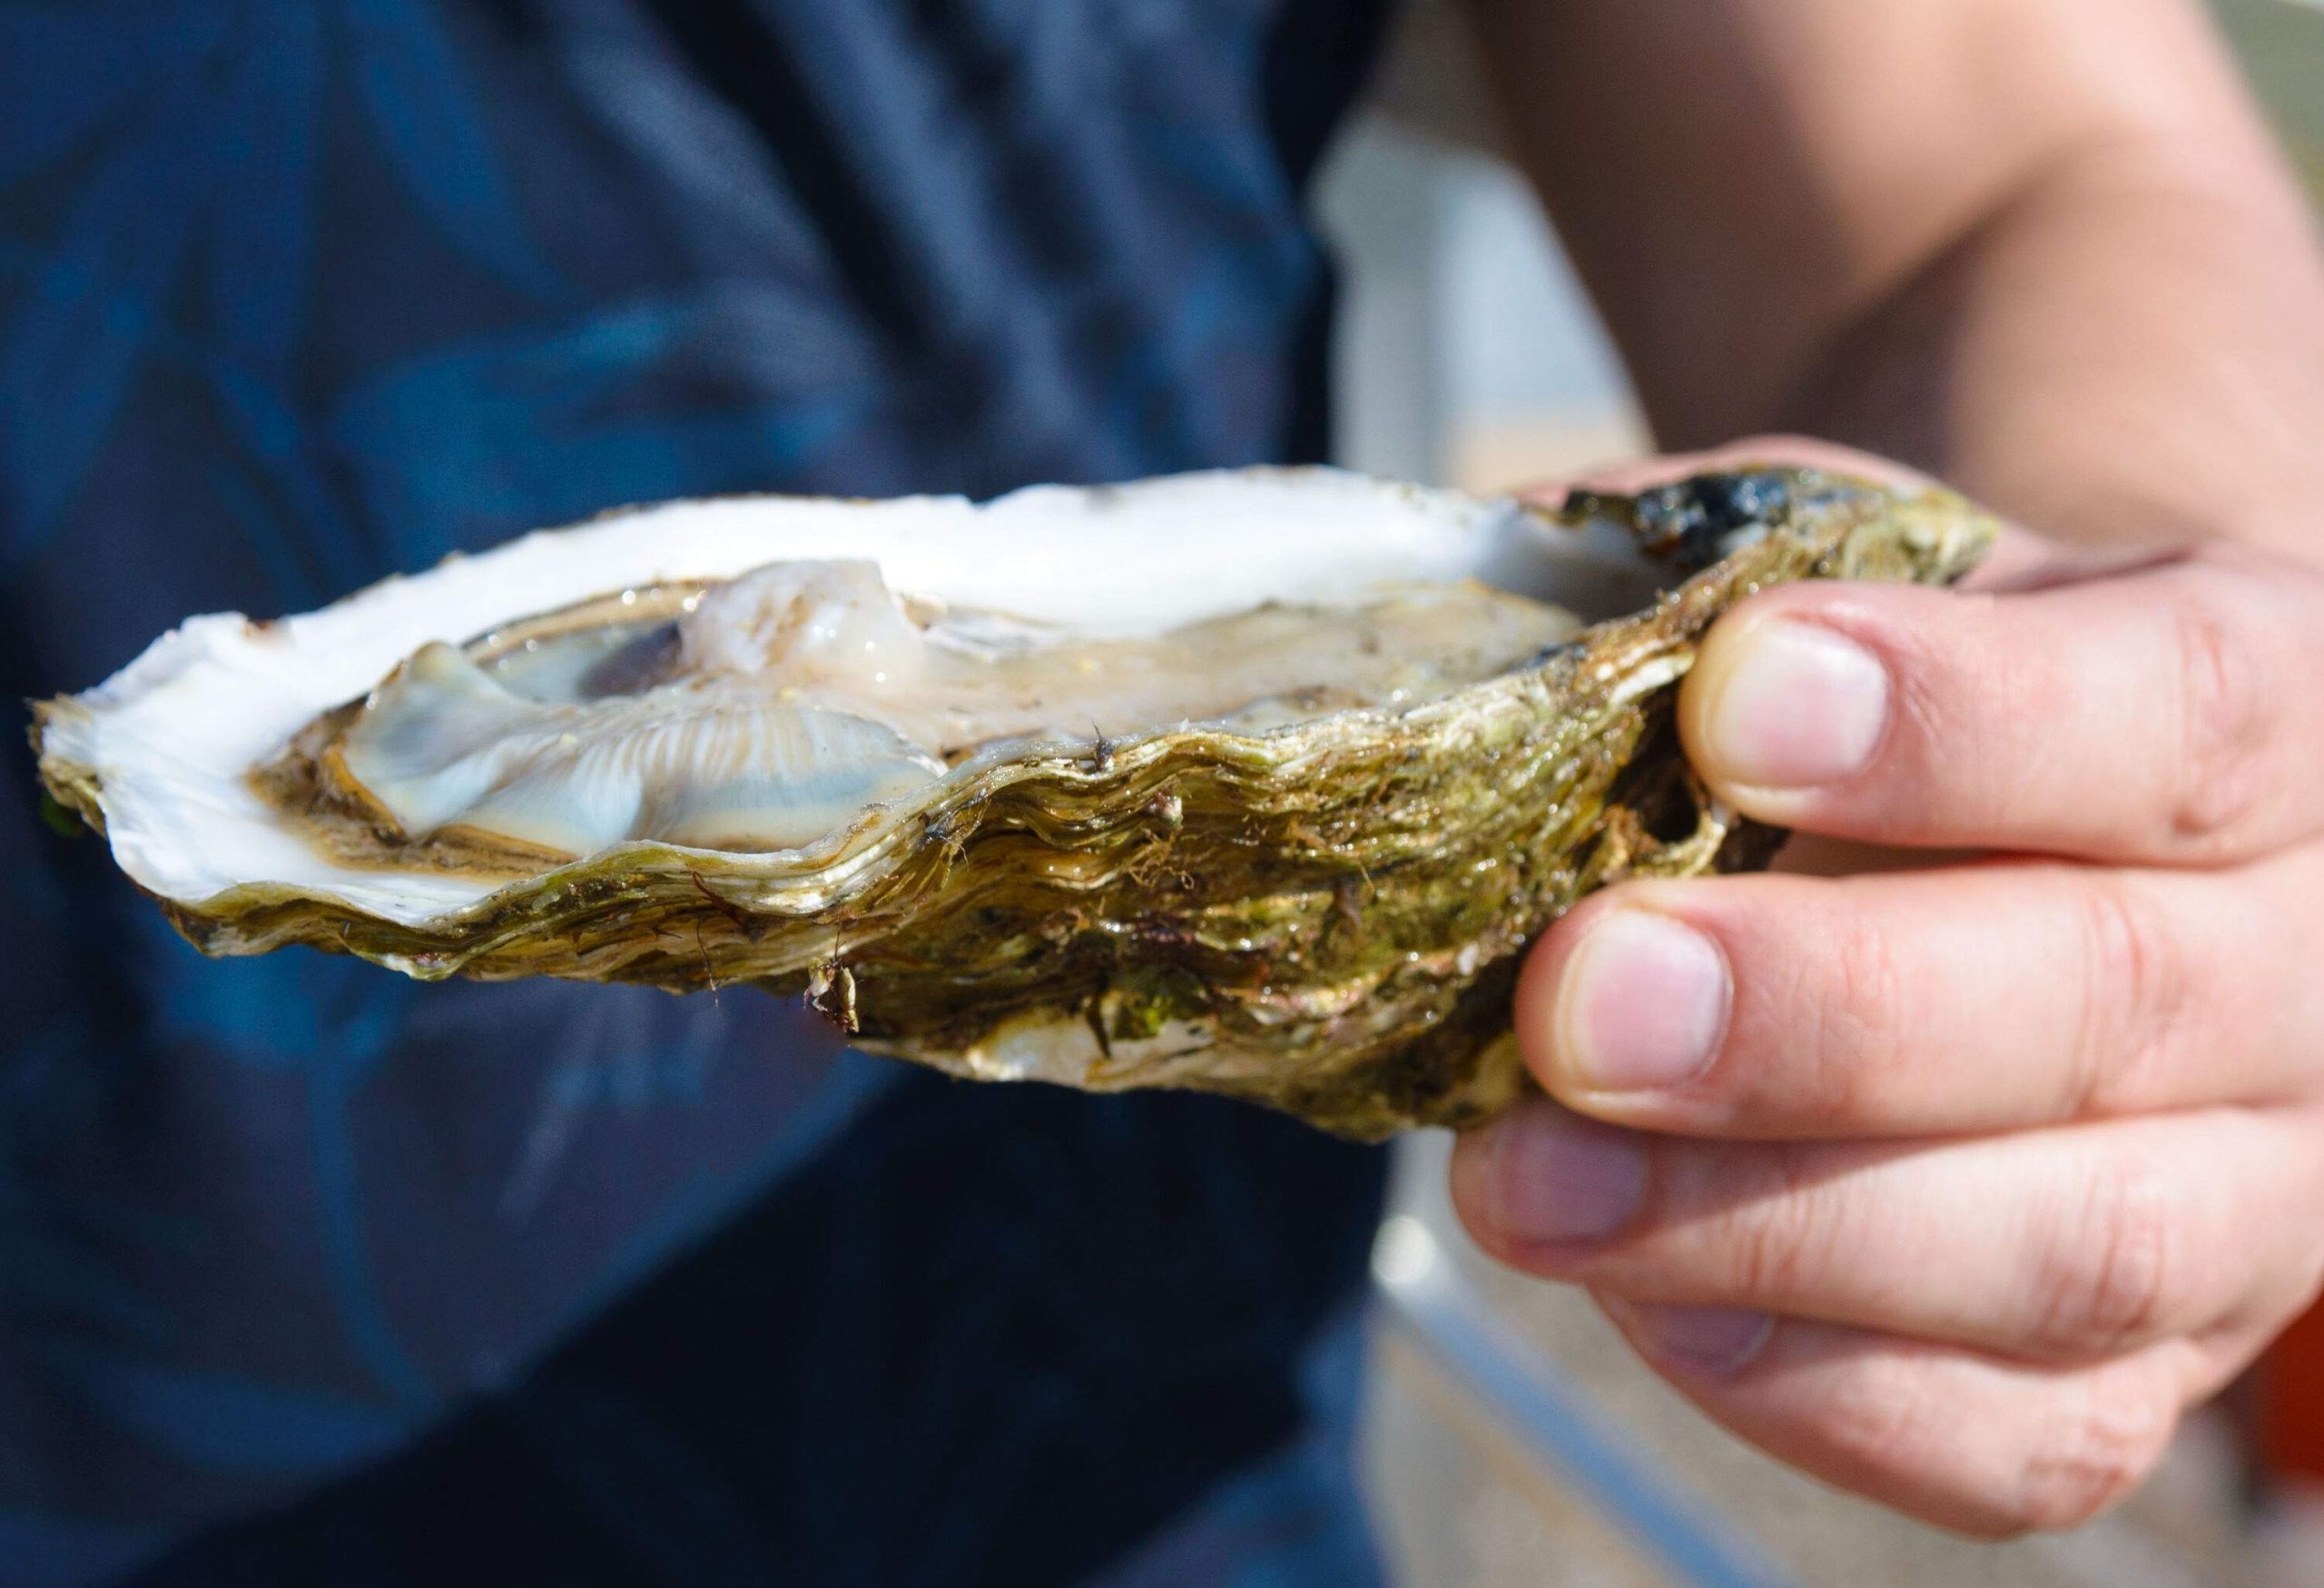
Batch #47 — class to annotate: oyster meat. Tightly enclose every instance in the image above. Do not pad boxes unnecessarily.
[265,560,1585,870]
[33,467,1993,1139]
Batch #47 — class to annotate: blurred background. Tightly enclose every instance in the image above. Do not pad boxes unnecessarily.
[1321,2,2324,1583]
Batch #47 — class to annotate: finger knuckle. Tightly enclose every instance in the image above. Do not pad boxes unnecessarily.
[2069,879,2191,1117]
[2033,1150,2179,1358]
[2012,1369,2176,1533]
[1815,1355,2172,1540]
[2164,584,2272,851]
[1819,1352,1950,1487]
[1724,1151,1836,1301]
[1797,925,1912,1125]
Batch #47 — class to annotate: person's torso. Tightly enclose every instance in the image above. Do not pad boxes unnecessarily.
[0,3,1393,1583]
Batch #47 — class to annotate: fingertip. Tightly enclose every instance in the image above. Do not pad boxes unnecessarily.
[1680,603,1893,806]
[1600,1295,1777,1378]
[1445,1118,1501,1246]
[1517,894,1731,1112]
[1510,910,1578,1085]
[1450,1098,1655,1269]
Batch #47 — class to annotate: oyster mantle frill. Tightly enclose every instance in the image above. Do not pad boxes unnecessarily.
[33,467,1993,1139]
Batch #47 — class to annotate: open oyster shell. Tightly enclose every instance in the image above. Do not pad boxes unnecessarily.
[33,467,1992,1139]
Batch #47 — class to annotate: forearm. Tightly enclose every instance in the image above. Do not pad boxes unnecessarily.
[1772,133,2324,558]
[1463,0,2324,557]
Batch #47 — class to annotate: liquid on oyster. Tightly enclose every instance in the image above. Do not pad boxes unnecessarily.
[320,559,1581,860]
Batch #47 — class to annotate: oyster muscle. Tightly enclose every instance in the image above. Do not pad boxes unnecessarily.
[33,467,1993,1139]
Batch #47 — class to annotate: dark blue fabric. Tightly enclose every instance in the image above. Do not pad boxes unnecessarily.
[0,3,1393,1583]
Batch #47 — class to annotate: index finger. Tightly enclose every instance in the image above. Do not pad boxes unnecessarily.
[1681,545,2324,865]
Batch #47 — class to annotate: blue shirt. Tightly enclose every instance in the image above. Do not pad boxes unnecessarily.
[0,3,1393,1582]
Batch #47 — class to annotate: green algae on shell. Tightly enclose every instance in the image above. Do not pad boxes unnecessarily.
[31,466,1993,1139]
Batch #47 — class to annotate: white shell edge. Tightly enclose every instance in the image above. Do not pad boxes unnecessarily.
[44,468,1633,929]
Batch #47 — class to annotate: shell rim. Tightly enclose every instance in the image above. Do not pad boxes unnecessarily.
[34,467,1640,937]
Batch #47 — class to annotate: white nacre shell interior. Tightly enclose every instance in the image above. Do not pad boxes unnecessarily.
[43,469,1662,930]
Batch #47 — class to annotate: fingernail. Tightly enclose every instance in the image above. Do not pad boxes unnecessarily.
[1476,1109,1648,1247]
[1556,910,1728,1094]
[1700,620,1888,787]
[1616,1302,1775,1376]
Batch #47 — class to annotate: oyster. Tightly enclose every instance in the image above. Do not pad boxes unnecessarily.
[33,467,1992,1139]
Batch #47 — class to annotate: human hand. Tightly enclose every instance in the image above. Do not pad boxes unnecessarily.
[1451,439,2324,1535]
